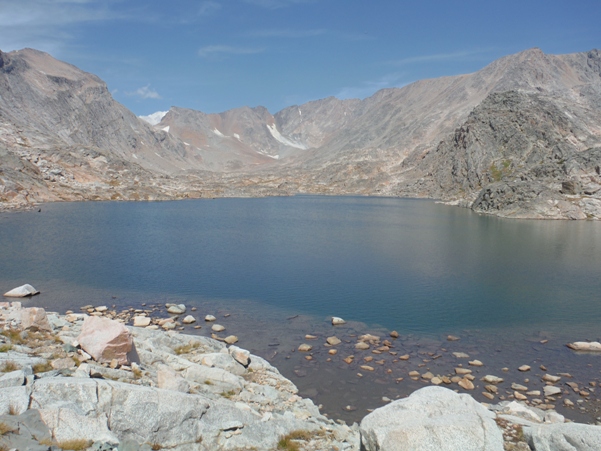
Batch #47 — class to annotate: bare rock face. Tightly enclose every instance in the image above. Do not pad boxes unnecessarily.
[77,316,133,365]
[20,307,52,332]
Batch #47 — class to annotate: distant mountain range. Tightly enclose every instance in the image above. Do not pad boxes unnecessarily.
[1,47,600,219]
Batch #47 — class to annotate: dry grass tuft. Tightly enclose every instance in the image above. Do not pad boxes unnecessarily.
[57,439,92,450]
[0,361,18,373]
[173,342,200,355]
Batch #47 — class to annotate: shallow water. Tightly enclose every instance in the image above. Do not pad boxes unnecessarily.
[2,196,601,422]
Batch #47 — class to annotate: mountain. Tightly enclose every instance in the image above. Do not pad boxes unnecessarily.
[1,47,600,219]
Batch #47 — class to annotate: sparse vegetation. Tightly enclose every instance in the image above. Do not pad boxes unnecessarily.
[8,402,19,416]
[0,344,12,353]
[174,342,200,355]
[132,366,143,379]
[0,361,18,372]
[204,380,213,385]
[1,329,24,344]
[0,422,15,436]
[32,362,53,374]
[220,390,236,399]
[56,439,92,450]
[277,430,314,451]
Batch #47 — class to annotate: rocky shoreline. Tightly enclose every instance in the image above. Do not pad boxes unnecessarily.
[2,295,601,450]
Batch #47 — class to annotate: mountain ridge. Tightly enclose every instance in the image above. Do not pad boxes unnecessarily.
[1,47,600,219]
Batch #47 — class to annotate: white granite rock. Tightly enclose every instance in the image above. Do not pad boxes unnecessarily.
[3,284,39,297]
[360,386,503,451]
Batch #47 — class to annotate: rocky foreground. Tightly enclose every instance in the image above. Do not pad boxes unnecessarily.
[1,300,601,450]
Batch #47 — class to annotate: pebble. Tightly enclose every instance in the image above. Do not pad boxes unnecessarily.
[182,315,196,324]
[328,349,337,355]
[224,335,238,344]
[543,386,562,397]
[452,352,469,358]
[455,367,472,375]
[205,315,216,322]
[482,392,495,400]
[298,344,313,352]
[305,334,317,340]
[543,374,561,383]
[458,378,474,390]
[469,360,483,367]
[331,317,346,325]
[399,354,410,360]
[390,331,399,338]
[343,356,354,364]
[326,336,341,346]
[514,392,528,401]
[431,377,442,385]
[447,335,460,341]
[518,365,531,372]
[512,383,528,392]
[355,342,370,350]
[481,375,504,384]
[133,316,151,327]
[211,324,225,332]
[360,365,375,372]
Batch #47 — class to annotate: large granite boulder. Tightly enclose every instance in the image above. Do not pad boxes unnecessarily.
[77,316,133,364]
[524,423,601,451]
[3,284,39,297]
[360,386,503,451]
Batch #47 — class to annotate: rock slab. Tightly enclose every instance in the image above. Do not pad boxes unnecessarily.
[3,284,39,297]
[360,386,504,451]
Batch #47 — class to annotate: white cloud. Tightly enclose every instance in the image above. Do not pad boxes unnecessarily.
[127,85,161,100]
[198,45,265,57]
[335,73,407,100]
[0,0,123,54]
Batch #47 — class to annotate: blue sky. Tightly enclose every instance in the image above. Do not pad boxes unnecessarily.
[1,0,599,116]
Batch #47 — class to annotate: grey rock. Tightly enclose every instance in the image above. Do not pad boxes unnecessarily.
[524,423,601,451]
[360,386,503,451]
[0,369,25,389]
[3,284,39,297]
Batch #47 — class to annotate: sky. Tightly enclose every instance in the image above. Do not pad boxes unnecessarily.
[1,0,600,116]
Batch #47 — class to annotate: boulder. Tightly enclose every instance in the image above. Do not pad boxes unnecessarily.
[331,317,346,325]
[524,422,601,451]
[20,307,52,332]
[567,342,601,352]
[77,316,133,365]
[3,284,39,297]
[360,386,503,451]
[229,346,250,367]
[167,304,186,314]
[182,315,196,324]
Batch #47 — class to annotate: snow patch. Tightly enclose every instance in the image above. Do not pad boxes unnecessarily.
[184,142,190,146]
[233,133,241,140]
[213,128,225,137]
[162,126,170,133]
[132,154,138,159]
[139,111,168,126]
[266,124,307,150]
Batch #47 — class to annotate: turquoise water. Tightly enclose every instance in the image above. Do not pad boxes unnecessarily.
[1,196,601,336]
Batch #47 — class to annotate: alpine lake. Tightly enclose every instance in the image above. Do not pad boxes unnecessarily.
[2,196,601,424]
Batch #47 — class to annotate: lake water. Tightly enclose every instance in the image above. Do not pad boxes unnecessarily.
[2,196,601,422]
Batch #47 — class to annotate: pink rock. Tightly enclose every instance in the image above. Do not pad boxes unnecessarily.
[77,316,133,365]
[21,307,52,332]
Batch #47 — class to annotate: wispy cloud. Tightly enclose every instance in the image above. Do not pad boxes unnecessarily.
[389,50,490,66]
[127,85,161,100]
[247,28,326,38]
[335,73,407,100]
[242,0,317,9]
[198,45,265,58]
[0,0,124,54]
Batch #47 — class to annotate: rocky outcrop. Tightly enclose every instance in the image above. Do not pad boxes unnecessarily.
[76,316,133,365]
[360,386,504,451]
